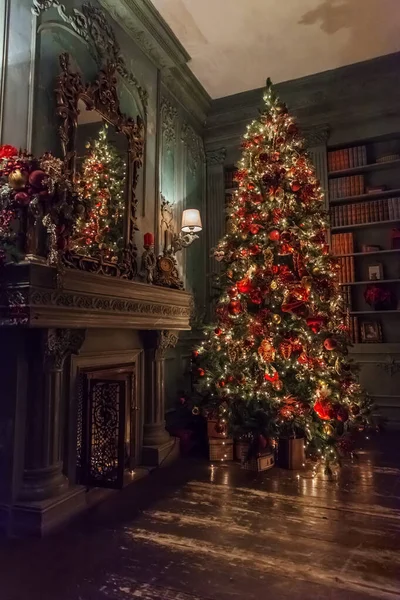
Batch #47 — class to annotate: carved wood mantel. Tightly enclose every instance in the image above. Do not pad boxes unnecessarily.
[0,263,192,330]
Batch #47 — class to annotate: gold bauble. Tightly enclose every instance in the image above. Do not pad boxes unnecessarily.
[8,169,28,190]
[272,313,281,324]
[312,266,321,276]
[323,423,334,436]
[270,280,278,290]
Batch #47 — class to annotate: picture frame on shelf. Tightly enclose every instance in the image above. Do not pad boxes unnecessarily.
[360,321,382,343]
[368,263,383,281]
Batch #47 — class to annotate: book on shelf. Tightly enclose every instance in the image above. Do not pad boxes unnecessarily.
[328,145,367,173]
[329,175,365,199]
[331,197,400,227]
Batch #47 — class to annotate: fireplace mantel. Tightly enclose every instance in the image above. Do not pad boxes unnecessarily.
[0,262,192,330]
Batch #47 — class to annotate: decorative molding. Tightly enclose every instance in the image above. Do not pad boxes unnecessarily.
[182,122,205,175]
[160,97,178,151]
[206,147,226,166]
[0,285,192,328]
[44,328,86,370]
[32,0,148,113]
[156,330,179,359]
[377,356,400,377]
[96,0,190,69]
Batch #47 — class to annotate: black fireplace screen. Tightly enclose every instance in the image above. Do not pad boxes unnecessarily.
[77,374,127,488]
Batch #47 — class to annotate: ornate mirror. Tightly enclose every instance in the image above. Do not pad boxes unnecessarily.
[55,53,145,278]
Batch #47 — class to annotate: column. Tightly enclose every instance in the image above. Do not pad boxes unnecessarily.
[142,330,179,466]
[205,148,226,319]
[18,329,86,502]
[304,126,330,210]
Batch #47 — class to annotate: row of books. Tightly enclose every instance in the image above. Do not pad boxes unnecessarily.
[329,175,364,199]
[348,315,360,344]
[331,233,354,255]
[224,168,238,190]
[328,146,367,172]
[331,198,400,227]
[337,256,355,283]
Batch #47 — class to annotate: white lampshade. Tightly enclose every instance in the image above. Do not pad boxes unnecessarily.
[181,208,202,233]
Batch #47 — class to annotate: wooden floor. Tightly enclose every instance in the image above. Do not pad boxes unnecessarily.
[0,435,399,600]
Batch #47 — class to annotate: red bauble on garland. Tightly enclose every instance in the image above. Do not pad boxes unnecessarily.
[268,229,280,241]
[228,300,242,315]
[237,277,252,294]
[324,337,338,351]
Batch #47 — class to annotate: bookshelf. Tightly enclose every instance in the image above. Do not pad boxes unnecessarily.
[328,134,400,345]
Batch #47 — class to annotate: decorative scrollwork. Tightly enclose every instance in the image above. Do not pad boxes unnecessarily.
[56,53,144,279]
[32,1,148,112]
[44,328,86,369]
[161,97,178,152]
[156,330,179,359]
[182,123,205,175]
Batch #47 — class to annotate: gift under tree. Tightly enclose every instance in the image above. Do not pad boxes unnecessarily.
[193,79,372,466]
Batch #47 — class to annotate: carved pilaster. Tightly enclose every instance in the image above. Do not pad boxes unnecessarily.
[160,97,178,152]
[19,328,86,502]
[142,330,178,457]
[304,126,330,211]
[206,147,226,318]
[182,123,205,175]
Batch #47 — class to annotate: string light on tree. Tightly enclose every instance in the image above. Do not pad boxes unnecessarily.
[73,123,126,261]
[193,78,373,471]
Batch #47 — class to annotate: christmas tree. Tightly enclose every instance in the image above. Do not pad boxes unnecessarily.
[73,123,126,261]
[194,80,372,465]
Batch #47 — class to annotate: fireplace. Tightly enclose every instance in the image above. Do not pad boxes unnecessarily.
[76,364,138,489]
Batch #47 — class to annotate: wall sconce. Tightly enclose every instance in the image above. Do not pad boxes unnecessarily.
[171,209,202,253]
[152,196,202,290]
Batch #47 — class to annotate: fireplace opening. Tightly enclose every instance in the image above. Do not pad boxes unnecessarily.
[76,364,138,489]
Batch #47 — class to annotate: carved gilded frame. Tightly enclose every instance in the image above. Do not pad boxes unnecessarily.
[56,52,145,279]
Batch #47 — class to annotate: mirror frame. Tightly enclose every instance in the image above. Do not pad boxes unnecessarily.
[55,52,145,279]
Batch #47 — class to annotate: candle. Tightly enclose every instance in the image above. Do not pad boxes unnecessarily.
[144,232,154,247]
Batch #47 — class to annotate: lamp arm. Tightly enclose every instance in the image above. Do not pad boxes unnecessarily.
[171,231,199,254]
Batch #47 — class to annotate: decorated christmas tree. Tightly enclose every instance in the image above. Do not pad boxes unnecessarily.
[73,123,126,261]
[193,80,373,466]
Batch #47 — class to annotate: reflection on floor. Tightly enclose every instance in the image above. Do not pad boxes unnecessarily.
[0,435,399,600]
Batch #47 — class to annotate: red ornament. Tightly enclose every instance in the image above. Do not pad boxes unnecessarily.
[269,229,280,241]
[306,316,325,334]
[237,277,252,294]
[214,327,222,336]
[250,223,262,235]
[314,399,333,421]
[144,232,154,247]
[0,144,17,160]
[14,191,31,205]
[197,368,205,377]
[228,300,242,315]
[291,181,301,192]
[249,244,261,255]
[219,380,226,387]
[29,169,48,190]
[192,350,199,358]
[323,337,337,351]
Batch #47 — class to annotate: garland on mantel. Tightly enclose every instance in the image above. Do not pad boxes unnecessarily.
[0,144,85,267]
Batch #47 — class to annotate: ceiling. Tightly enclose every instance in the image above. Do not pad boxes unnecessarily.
[151,0,400,99]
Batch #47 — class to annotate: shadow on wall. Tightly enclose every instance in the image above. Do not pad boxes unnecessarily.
[299,0,400,55]
[299,0,400,64]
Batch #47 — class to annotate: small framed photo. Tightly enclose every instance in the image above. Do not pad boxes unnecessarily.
[368,263,383,281]
[361,321,382,343]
